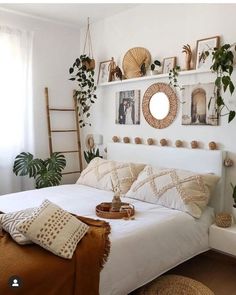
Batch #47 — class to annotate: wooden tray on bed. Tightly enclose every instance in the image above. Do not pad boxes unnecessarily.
[96,202,135,219]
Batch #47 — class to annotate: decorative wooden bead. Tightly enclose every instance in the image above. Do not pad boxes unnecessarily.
[160,138,167,146]
[112,136,119,143]
[224,158,234,167]
[175,140,182,148]
[134,137,142,144]
[191,140,198,149]
[123,137,130,144]
[209,141,217,150]
[147,138,154,145]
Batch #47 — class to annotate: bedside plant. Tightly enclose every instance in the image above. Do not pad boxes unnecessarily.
[207,43,236,123]
[231,183,236,222]
[13,152,66,189]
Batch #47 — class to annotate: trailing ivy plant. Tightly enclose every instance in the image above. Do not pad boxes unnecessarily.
[13,152,66,189]
[69,54,97,128]
[168,66,184,90]
[208,44,236,123]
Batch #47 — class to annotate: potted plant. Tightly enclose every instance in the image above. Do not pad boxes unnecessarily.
[150,59,161,75]
[83,148,102,164]
[207,43,236,123]
[13,152,66,189]
[69,54,97,128]
[231,183,236,222]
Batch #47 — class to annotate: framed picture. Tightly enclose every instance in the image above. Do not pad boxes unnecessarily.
[115,90,141,125]
[181,83,218,126]
[97,60,112,84]
[162,57,176,74]
[195,36,220,70]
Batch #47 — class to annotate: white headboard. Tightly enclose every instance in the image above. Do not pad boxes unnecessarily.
[107,143,226,212]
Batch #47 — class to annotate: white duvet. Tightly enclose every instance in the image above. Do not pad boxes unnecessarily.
[0,184,214,295]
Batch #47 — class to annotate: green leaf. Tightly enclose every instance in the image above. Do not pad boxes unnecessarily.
[216,96,225,107]
[228,110,236,123]
[229,81,235,95]
[69,67,74,74]
[13,152,43,178]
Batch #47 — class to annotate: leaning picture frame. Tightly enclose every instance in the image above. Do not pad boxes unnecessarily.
[162,57,176,74]
[97,60,112,84]
[195,36,220,70]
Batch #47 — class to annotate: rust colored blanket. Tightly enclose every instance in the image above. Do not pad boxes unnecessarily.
[0,215,110,295]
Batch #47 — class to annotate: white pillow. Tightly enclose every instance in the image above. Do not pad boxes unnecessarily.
[77,157,145,194]
[126,165,220,218]
[0,208,35,244]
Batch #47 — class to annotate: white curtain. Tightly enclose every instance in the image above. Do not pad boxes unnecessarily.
[0,26,34,195]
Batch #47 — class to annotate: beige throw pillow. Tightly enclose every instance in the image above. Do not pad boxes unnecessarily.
[0,208,35,245]
[126,165,220,218]
[16,200,89,259]
[77,157,145,194]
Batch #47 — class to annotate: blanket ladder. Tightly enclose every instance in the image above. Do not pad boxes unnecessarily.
[45,87,83,176]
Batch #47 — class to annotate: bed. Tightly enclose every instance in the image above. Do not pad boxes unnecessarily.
[0,143,225,295]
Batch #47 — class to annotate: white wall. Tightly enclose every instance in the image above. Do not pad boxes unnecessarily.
[83,4,236,211]
[0,9,81,187]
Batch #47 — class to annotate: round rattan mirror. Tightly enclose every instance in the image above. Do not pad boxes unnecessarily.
[142,83,178,129]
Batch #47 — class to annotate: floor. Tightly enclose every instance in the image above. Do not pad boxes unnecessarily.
[166,250,236,295]
[130,250,236,295]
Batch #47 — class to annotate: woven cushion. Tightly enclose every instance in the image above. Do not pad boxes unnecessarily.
[16,200,89,259]
[0,208,35,245]
[126,166,219,218]
[77,157,145,194]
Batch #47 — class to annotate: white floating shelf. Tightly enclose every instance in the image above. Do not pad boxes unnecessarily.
[98,68,213,87]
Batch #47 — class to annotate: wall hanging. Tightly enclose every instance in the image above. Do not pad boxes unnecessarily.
[116,90,141,125]
[142,83,178,129]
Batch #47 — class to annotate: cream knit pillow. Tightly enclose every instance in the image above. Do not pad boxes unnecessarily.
[126,165,220,218]
[0,208,35,244]
[16,200,89,259]
[77,157,145,194]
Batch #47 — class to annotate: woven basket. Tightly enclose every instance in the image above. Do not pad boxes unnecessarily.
[96,202,135,219]
[215,212,232,228]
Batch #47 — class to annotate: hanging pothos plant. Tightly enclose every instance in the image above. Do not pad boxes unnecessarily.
[69,54,97,128]
[208,43,236,123]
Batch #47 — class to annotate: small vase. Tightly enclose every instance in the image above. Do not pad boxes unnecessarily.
[232,206,236,223]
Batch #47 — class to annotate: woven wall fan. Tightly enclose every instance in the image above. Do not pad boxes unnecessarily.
[122,47,151,79]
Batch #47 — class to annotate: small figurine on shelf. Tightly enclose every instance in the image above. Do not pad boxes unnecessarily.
[111,182,122,212]
[182,44,192,70]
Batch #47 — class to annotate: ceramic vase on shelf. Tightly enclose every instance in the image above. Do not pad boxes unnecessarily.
[232,206,236,223]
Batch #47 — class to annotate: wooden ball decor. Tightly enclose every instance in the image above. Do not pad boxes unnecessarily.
[224,158,234,167]
[191,140,198,149]
[209,141,217,150]
[112,136,119,143]
[160,138,167,146]
[175,140,183,148]
[147,138,154,145]
[123,137,130,144]
[134,137,142,144]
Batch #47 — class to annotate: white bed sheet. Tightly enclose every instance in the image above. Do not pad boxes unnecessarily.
[0,184,214,295]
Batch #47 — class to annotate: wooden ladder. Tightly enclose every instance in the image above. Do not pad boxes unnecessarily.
[45,87,83,176]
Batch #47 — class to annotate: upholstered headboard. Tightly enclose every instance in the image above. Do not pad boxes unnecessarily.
[107,143,226,212]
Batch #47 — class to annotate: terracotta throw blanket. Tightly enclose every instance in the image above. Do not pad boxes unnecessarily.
[0,215,110,295]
